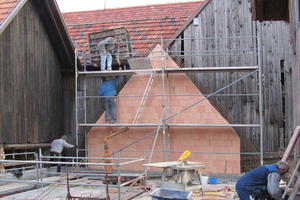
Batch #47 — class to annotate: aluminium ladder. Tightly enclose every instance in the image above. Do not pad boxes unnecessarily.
[133,72,156,124]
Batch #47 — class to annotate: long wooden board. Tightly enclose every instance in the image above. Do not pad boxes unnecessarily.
[143,161,204,168]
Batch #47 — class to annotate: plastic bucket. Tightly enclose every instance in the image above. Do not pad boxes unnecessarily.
[201,176,209,185]
[209,177,218,184]
[219,191,234,200]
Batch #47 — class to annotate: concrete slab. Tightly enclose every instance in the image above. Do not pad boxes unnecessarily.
[0,183,35,196]
[0,170,242,199]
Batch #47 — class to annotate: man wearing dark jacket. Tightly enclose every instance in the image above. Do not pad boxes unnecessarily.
[236,161,290,200]
[98,76,119,124]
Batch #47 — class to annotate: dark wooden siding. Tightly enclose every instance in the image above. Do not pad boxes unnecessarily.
[169,0,294,152]
[290,0,300,151]
[0,1,65,144]
[62,74,76,146]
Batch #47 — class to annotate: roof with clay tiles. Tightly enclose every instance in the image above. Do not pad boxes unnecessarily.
[0,0,19,25]
[0,0,76,69]
[62,1,203,58]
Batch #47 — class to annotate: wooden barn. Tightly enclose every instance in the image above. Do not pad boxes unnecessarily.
[0,0,76,155]
[64,0,299,172]
[290,1,300,131]
[167,0,294,155]
[0,0,299,174]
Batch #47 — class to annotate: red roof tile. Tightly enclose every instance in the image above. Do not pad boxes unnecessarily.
[63,1,203,59]
[0,0,20,25]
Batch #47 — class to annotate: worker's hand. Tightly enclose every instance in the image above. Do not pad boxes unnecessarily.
[103,51,106,55]
[117,60,121,65]
[74,145,78,148]
[119,66,122,70]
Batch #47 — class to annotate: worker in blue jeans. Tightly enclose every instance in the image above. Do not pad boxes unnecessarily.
[98,75,120,124]
[97,37,122,71]
[235,161,290,200]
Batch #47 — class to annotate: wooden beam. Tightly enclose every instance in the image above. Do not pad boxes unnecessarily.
[281,126,300,162]
[4,143,51,149]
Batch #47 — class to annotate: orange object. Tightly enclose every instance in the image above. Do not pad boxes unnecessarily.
[104,127,129,172]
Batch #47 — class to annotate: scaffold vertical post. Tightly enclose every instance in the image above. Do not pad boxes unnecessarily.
[75,43,79,160]
[117,151,121,200]
[166,45,171,163]
[161,36,166,162]
[258,32,264,165]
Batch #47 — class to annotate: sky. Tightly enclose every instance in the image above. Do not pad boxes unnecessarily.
[56,0,194,12]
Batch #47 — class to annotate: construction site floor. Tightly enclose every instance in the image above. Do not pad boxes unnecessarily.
[0,173,240,199]
[0,172,298,199]
[0,182,237,200]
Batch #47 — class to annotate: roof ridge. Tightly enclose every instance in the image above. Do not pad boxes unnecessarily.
[65,16,189,27]
[62,1,202,14]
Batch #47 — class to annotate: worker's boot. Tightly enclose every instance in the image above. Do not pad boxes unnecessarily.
[57,164,61,173]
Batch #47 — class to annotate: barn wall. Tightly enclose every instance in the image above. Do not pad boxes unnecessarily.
[256,22,294,151]
[289,0,300,156]
[170,0,294,152]
[0,1,64,144]
[293,1,300,131]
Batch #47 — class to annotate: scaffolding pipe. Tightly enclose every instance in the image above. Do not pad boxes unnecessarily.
[161,36,166,162]
[166,47,171,163]
[117,151,121,200]
[41,155,141,160]
[119,158,144,166]
[75,36,263,175]
[0,160,115,166]
[84,75,87,124]
[85,149,260,155]
[95,128,163,164]
[34,152,40,188]
[85,127,87,169]
[75,44,79,160]
[77,66,258,76]
[39,148,43,187]
[148,107,165,165]
[0,179,110,187]
[258,29,264,165]
[165,69,258,121]
[78,93,259,99]
[81,36,257,47]
[78,123,260,127]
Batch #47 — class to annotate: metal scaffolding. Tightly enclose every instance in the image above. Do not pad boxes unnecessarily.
[75,36,263,172]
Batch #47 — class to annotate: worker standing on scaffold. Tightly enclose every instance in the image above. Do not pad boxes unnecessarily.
[97,37,122,71]
[98,75,119,124]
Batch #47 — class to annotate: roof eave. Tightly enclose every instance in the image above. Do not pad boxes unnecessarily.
[32,0,76,71]
[0,0,28,35]
[165,0,211,48]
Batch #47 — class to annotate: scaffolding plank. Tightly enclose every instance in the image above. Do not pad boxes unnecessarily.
[77,66,258,76]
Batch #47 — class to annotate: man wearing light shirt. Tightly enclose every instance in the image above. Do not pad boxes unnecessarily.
[48,135,77,173]
[97,37,122,71]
